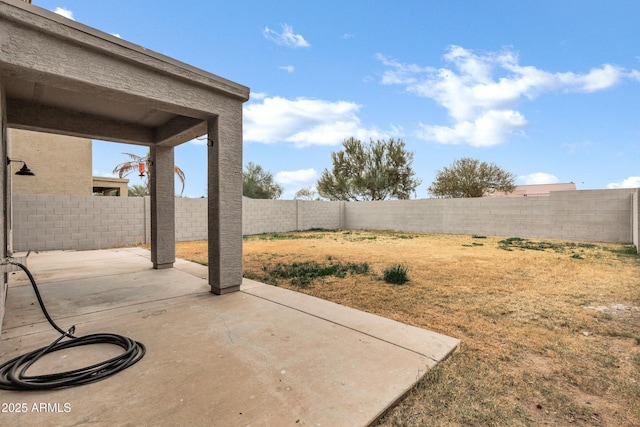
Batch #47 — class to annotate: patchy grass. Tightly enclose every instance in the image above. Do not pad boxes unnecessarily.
[247,259,370,288]
[244,231,329,241]
[494,238,637,263]
[177,230,640,426]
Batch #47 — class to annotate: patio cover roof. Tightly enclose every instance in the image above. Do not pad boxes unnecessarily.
[0,0,249,146]
[0,0,250,295]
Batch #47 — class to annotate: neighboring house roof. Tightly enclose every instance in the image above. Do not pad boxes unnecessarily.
[92,176,130,197]
[487,183,577,197]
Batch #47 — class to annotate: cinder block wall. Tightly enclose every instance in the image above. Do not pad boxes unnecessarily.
[344,189,636,243]
[633,190,639,250]
[12,195,147,252]
[241,198,344,235]
[296,200,344,231]
[175,197,208,241]
[12,189,639,253]
[242,198,297,235]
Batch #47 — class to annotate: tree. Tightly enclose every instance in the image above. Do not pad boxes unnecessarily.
[243,162,283,199]
[113,151,186,196]
[428,157,515,198]
[128,184,149,197]
[294,186,318,200]
[316,137,421,201]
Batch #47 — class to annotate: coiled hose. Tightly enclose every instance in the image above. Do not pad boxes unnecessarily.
[0,261,145,391]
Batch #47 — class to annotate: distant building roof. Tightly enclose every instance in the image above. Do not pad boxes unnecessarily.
[92,176,130,197]
[487,182,577,197]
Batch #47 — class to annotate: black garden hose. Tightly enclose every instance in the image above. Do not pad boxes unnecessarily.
[0,261,145,391]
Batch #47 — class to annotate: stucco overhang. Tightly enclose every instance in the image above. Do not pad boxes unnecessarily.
[0,0,250,146]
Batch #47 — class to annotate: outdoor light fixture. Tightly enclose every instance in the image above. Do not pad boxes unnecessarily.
[138,162,145,177]
[7,157,35,176]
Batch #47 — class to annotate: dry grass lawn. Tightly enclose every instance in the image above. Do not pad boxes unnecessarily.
[176,230,640,426]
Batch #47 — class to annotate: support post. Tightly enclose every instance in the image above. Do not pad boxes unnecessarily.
[0,80,8,334]
[150,145,175,269]
[207,113,243,294]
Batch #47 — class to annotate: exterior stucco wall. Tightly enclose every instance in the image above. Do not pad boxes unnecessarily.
[9,129,92,196]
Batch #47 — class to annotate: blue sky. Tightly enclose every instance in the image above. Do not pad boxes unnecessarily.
[36,1,640,198]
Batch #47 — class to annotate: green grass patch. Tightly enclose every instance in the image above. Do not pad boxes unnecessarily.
[497,237,602,257]
[265,260,370,288]
[345,235,378,241]
[606,245,638,258]
[245,232,326,241]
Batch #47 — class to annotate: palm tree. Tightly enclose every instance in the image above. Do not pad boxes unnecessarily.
[128,184,150,197]
[113,151,186,196]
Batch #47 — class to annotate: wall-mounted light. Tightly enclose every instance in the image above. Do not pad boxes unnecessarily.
[7,157,35,176]
[138,162,145,177]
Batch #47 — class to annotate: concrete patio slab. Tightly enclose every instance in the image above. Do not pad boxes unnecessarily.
[0,248,459,426]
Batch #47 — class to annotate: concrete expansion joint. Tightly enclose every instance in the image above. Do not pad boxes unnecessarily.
[240,288,456,362]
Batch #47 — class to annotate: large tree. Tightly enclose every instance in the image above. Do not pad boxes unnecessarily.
[428,157,515,198]
[113,151,186,196]
[243,162,283,199]
[294,186,318,200]
[316,137,421,201]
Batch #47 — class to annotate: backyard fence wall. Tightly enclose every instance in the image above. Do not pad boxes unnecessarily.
[634,190,639,251]
[344,189,636,243]
[13,194,148,252]
[243,198,344,235]
[12,188,639,253]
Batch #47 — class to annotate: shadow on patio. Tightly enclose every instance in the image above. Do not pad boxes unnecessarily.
[0,247,458,426]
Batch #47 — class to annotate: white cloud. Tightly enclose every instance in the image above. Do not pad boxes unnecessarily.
[565,64,626,92]
[54,7,74,20]
[417,109,527,147]
[263,24,310,48]
[275,168,318,185]
[379,45,640,147]
[607,176,640,189]
[279,65,295,73]
[112,33,122,39]
[250,92,267,101]
[243,96,392,147]
[376,53,434,85]
[519,173,560,185]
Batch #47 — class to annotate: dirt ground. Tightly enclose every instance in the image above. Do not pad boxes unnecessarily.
[177,230,640,426]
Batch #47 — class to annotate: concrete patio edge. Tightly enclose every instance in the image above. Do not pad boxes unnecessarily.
[241,278,460,364]
[1,248,461,426]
